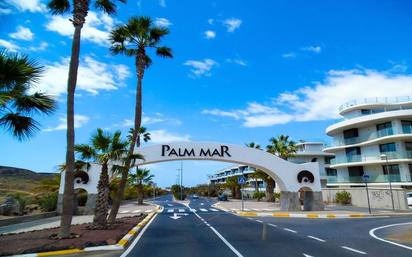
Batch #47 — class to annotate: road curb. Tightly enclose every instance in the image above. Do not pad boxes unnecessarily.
[5,209,159,257]
[236,211,368,218]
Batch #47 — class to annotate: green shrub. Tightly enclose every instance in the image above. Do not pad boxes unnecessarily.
[76,192,88,206]
[335,191,351,205]
[7,193,29,214]
[38,192,58,212]
[124,186,138,200]
[171,184,186,200]
[253,192,266,201]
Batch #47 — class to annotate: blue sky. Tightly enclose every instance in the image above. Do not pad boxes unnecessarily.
[2,0,412,187]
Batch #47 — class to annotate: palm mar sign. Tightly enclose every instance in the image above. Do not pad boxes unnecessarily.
[161,144,232,158]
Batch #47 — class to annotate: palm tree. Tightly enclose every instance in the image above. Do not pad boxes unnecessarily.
[245,142,262,192]
[47,0,126,238]
[75,128,129,229]
[108,16,172,223]
[129,169,153,205]
[0,50,56,140]
[265,135,297,201]
[225,176,241,199]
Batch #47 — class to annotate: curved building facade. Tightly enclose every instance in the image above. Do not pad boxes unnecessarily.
[324,96,412,188]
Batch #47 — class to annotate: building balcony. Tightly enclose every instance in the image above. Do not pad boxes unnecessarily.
[339,96,412,114]
[330,151,412,167]
[326,174,410,184]
[329,127,412,147]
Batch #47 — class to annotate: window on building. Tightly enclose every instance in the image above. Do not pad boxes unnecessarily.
[311,158,317,162]
[402,120,412,133]
[379,142,396,153]
[382,164,400,177]
[326,168,337,176]
[325,156,334,164]
[348,166,364,177]
[376,121,393,136]
[343,128,359,139]
[361,109,371,115]
[409,164,412,181]
[405,142,412,151]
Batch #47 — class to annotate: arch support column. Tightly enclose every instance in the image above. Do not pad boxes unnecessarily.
[303,191,324,211]
[280,191,301,211]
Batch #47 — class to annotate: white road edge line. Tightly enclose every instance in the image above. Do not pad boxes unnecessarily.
[369,222,412,251]
[341,246,367,254]
[120,213,158,257]
[192,211,244,257]
[268,223,277,228]
[307,235,326,242]
[284,228,297,233]
[255,220,263,223]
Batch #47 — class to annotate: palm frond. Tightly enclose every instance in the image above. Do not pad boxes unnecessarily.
[13,92,56,115]
[47,0,71,15]
[74,144,97,160]
[156,46,173,58]
[0,112,39,140]
[94,0,116,14]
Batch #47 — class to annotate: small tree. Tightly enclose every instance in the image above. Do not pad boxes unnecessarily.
[224,176,241,199]
[128,169,154,205]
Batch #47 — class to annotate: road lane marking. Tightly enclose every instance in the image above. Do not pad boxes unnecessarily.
[307,236,326,242]
[247,217,253,220]
[200,208,208,212]
[145,210,152,213]
[341,246,367,254]
[167,209,174,213]
[178,209,185,212]
[190,208,197,212]
[132,210,141,213]
[255,220,263,223]
[369,222,412,251]
[268,223,277,228]
[167,204,173,206]
[120,210,130,214]
[210,208,219,212]
[284,228,297,233]
[303,254,314,257]
[120,213,158,257]
[192,211,244,257]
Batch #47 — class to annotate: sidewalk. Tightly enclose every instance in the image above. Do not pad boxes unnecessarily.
[213,199,412,218]
[0,201,158,235]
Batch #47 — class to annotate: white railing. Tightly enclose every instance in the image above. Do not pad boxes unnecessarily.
[339,96,412,112]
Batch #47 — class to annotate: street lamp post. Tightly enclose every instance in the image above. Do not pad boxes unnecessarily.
[180,161,183,200]
[380,154,395,211]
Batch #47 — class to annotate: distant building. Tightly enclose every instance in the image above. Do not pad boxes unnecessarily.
[323,96,412,188]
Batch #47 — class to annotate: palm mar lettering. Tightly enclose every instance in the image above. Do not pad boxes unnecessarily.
[161,145,231,158]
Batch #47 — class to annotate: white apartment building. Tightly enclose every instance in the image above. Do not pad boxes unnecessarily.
[207,142,334,193]
[323,96,412,188]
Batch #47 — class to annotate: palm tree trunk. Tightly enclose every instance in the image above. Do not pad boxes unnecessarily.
[137,183,143,205]
[58,24,82,238]
[265,178,275,202]
[92,163,109,229]
[255,178,258,192]
[108,53,145,224]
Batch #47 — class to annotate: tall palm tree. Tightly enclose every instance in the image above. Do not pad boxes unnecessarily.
[75,128,129,229]
[224,176,241,199]
[265,135,297,201]
[108,16,172,223]
[0,50,56,140]
[129,169,153,204]
[47,0,126,238]
[245,142,262,192]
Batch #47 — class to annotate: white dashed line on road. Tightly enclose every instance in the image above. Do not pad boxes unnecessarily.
[178,209,186,213]
[268,223,277,228]
[132,210,141,213]
[210,208,219,212]
[120,210,130,214]
[167,209,174,213]
[283,228,297,233]
[255,220,263,223]
[341,246,367,254]
[307,236,326,242]
[200,208,208,212]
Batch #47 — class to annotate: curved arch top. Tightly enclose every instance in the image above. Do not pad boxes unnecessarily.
[135,142,321,192]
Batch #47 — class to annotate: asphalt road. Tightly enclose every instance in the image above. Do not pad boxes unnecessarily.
[123,195,412,257]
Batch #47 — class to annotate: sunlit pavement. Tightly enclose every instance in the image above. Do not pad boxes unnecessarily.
[119,194,412,257]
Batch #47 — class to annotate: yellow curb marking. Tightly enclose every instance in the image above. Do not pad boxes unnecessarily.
[349,214,365,218]
[272,213,290,217]
[239,212,257,216]
[307,214,319,218]
[326,214,336,218]
[37,249,83,256]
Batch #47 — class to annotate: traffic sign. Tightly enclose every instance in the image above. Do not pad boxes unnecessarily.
[238,176,246,185]
[363,174,370,181]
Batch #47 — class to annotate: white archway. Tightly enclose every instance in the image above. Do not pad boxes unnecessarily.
[58,142,324,212]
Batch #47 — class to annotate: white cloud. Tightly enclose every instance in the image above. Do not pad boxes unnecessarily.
[159,0,166,7]
[0,39,19,51]
[183,59,218,77]
[45,11,114,46]
[281,52,296,58]
[202,67,412,127]
[226,58,247,66]
[33,56,131,96]
[223,18,242,32]
[301,45,321,53]
[120,113,181,128]
[204,30,216,39]
[6,0,45,13]
[28,41,48,51]
[154,17,172,27]
[150,130,190,143]
[43,114,89,132]
[9,25,34,40]
[207,18,214,25]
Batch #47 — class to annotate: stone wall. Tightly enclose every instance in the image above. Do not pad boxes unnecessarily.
[322,187,409,210]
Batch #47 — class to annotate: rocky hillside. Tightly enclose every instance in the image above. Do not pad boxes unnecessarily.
[0,166,54,180]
